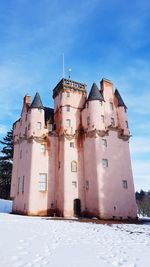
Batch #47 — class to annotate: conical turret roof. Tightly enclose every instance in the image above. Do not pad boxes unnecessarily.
[30,92,44,109]
[115,89,127,108]
[88,83,104,101]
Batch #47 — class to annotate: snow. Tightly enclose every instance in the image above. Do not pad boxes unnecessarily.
[0,214,150,267]
[0,199,12,213]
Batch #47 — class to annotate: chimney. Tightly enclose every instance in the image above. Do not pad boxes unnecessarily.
[24,95,30,106]
[100,78,113,91]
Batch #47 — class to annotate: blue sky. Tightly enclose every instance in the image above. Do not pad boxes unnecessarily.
[0,0,149,191]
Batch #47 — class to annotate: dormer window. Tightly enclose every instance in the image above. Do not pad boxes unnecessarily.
[37,122,42,130]
[111,118,115,127]
[87,116,90,125]
[110,102,113,111]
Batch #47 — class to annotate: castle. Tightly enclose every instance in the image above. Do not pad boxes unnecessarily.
[10,77,137,219]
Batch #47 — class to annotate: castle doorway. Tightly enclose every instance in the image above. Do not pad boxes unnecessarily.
[74,199,81,217]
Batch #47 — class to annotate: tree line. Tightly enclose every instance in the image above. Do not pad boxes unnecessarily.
[0,129,149,218]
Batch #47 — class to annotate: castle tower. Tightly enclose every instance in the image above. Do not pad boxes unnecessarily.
[81,83,105,215]
[53,78,87,217]
[11,92,51,215]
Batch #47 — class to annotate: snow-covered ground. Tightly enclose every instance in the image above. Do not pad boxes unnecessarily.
[0,214,149,267]
[0,199,12,213]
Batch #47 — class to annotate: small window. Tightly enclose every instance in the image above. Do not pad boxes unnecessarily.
[17,177,20,194]
[66,92,70,97]
[102,139,107,147]
[102,159,108,168]
[122,180,128,189]
[28,123,30,130]
[70,142,74,148]
[39,173,47,191]
[66,119,71,127]
[101,115,104,123]
[125,120,128,128]
[66,105,70,112]
[72,181,77,188]
[58,161,61,169]
[85,180,89,190]
[22,176,25,194]
[71,161,77,172]
[48,123,52,132]
[25,127,27,135]
[40,144,46,153]
[110,102,113,111]
[87,116,90,125]
[37,122,42,130]
[111,117,115,127]
[20,150,22,159]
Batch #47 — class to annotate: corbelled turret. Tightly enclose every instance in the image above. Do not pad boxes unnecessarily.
[88,82,104,101]
[30,92,44,109]
[115,89,127,109]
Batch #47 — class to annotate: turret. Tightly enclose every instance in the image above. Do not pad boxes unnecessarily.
[114,89,130,137]
[82,82,105,132]
[28,92,45,137]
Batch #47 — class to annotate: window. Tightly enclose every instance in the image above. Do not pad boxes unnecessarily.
[48,123,52,132]
[102,159,108,168]
[28,123,30,130]
[125,120,128,128]
[37,122,42,130]
[66,92,70,97]
[20,150,22,159]
[39,173,47,191]
[122,180,128,189]
[40,144,46,153]
[71,161,77,172]
[102,139,107,147]
[66,119,71,127]
[85,180,89,190]
[17,177,20,194]
[25,127,27,135]
[72,181,77,188]
[101,115,104,123]
[70,142,74,148]
[110,102,113,111]
[22,176,25,194]
[66,105,70,112]
[87,116,90,125]
[111,117,115,127]
[58,161,61,169]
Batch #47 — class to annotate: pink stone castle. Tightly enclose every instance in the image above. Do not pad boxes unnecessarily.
[10,78,137,219]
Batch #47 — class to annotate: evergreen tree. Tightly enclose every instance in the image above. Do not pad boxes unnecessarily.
[0,129,13,199]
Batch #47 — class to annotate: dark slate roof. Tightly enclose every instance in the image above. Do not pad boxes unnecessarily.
[88,83,104,101]
[115,89,127,108]
[30,92,44,109]
[44,107,54,124]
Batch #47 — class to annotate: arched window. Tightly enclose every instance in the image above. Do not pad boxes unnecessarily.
[71,161,77,172]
